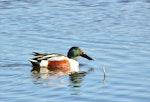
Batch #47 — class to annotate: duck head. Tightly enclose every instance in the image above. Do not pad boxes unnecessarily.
[67,46,93,60]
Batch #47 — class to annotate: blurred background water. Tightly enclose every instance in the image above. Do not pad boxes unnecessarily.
[0,0,150,102]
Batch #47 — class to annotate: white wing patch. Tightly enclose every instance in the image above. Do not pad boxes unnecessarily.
[38,54,59,60]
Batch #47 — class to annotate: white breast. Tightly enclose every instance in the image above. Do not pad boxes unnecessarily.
[69,59,79,72]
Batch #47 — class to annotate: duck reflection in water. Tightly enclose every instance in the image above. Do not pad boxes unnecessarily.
[69,72,86,88]
[31,66,94,87]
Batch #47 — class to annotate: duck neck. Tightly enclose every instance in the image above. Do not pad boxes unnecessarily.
[71,57,77,60]
[67,55,77,60]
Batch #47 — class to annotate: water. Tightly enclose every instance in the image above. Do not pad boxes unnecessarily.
[0,0,150,102]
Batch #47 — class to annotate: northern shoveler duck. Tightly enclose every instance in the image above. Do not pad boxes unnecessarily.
[29,46,93,74]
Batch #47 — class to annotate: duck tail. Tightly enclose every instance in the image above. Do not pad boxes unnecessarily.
[29,59,40,67]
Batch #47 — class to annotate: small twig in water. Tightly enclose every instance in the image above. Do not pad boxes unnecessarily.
[102,66,106,78]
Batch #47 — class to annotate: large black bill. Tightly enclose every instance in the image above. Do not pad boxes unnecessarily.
[81,53,93,60]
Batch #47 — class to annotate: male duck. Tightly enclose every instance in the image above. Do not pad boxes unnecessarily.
[29,46,93,74]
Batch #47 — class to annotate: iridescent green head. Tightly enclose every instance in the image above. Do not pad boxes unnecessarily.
[67,46,93,60]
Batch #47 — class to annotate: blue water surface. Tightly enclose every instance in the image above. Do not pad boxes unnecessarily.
[0,0,150,102]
